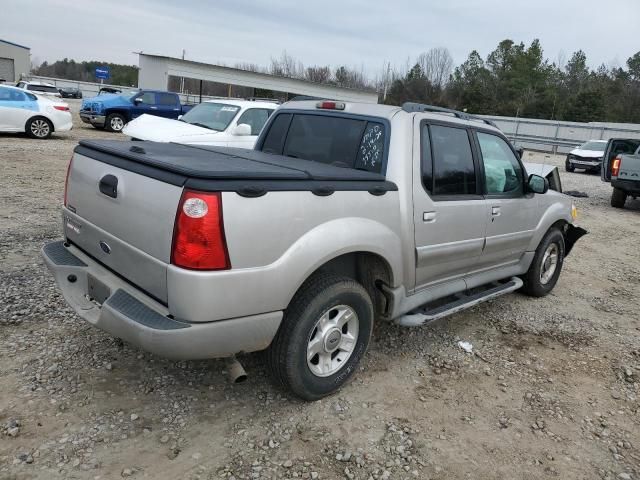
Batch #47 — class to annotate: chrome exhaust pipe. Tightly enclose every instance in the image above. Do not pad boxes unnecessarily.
[225,356,247,384]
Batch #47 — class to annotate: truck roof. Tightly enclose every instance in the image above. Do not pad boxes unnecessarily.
[280,100,503,133]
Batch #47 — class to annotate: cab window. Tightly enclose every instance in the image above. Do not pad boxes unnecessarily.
[236,108,273,135]
[422,124,478,196]
[476,132,523,195]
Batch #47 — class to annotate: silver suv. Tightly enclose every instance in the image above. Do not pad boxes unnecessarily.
[42,101,586,400]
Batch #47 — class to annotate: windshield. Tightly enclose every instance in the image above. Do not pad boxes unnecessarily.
[180,102,241,131]
[580,141,606,152]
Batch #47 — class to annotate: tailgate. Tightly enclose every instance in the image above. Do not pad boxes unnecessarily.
[64,151,183,303]
[618,155,640,180]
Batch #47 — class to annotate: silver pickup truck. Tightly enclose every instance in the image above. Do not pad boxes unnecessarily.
[42,101,586,400]
[601,138,640,208]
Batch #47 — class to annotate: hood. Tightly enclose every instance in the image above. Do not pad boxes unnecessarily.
[569,148,604,158]
[523,162,557,177]
[123,114,221,142]
[82,93,131,110]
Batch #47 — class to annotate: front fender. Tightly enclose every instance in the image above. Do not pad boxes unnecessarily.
[526,194,573,252]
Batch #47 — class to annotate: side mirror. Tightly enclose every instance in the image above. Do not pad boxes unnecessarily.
[177,115,182,120]
[133,97,143,104]
[233,123,252,136]
[527,174,549,194]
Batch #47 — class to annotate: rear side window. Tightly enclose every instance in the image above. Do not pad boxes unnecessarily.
[27,84,58,93]
[261,113,386,173]
[430,125,477,196]
[158,93,177,106]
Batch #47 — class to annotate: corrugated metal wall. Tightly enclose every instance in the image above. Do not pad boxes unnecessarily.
[481,115,640,153]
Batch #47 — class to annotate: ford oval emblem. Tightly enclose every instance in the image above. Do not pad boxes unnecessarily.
[99,241,111,254]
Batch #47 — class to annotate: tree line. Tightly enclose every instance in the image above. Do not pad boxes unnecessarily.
[32,58,138,87]
[32,39,640,123]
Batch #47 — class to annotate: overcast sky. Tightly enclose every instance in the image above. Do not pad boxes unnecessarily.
[4,0,639,76]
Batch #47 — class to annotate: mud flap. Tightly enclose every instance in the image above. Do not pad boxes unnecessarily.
[564,225,587,257]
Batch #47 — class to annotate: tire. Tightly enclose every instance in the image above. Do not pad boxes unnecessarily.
[105,113,126,132]
[26,117,53,139]
[267,274,374,401]
[520,228,565,297]
[611,187,627,208]
[565,160,575,172]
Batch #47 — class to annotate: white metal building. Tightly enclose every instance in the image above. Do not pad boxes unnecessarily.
[137,53,378,103]
[0,39,30,83]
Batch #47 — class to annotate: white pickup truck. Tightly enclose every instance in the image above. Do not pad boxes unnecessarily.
[122,99,278,148]
[42,101,585,400]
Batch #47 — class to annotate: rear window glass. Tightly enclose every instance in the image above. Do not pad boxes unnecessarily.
[27,84,58,93]
[261,113,386,173]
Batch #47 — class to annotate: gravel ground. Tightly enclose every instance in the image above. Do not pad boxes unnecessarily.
[1,103,640,480]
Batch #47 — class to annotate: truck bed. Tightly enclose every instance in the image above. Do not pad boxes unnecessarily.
[76,140,397,195]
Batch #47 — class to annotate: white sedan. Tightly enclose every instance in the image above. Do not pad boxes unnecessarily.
[123,99,278,148]
[0,85,72,139]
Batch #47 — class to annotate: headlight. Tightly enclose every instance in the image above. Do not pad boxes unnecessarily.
[571,203,578,221]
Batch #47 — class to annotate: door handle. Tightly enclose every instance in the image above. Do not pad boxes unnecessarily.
[150,106,158,110]
[423,211,436,223]
[491,206,501,216]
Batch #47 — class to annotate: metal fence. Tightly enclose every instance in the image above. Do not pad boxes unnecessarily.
[22,75,224,104]
[481,115,640,154]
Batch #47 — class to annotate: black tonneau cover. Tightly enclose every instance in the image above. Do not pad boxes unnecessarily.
[75,140,397,195]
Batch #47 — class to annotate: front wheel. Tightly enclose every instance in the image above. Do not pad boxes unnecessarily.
[611,187,627,208]
[520,228,565,297]
[26,117,53,139]
[267,274,373,401]
[105,113,126,132]
[565,159,575,172]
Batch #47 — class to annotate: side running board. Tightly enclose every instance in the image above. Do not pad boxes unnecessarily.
[395,277,523,327]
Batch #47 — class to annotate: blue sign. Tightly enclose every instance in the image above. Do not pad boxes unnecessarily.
[95,66,110,80]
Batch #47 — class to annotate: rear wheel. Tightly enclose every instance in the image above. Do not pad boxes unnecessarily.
[267,274,373,401]
[105,113,126,132]
[26,117,52,139]
[611,187,627,208]
[520,228,565,297]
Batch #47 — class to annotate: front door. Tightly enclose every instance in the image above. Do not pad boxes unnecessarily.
[413,120,487,289]
[130,91,158,119]
[474,130,538,269]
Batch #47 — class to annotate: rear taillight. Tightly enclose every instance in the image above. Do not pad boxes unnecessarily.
[171,190,230,270]
[54,105,70,111]
[63,157,73,206]
[611,156,622,177]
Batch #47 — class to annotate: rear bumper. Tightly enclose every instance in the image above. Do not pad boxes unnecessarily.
[41,240,282,360]
[612,178,640,196]
[80,112,105,127]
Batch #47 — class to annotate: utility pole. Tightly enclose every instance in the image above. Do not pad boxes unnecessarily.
[180,49,186,94]
[383,61,391,102]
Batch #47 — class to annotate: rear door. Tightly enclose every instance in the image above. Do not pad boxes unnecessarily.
[156,92,182,119]
[474,130,538,269]
[413,119,487,288]
[0,87,36,131]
